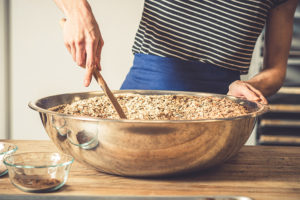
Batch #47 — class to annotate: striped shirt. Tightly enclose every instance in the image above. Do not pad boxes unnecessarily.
[132,0,287,74]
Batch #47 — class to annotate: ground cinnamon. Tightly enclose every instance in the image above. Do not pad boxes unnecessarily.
[13,175,61,190]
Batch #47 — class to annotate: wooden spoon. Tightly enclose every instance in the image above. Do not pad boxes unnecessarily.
[93,70,127,119]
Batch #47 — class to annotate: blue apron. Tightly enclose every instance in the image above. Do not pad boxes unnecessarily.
[120,54,240,94]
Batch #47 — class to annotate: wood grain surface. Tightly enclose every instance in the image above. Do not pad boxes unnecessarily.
[0,140,300,200]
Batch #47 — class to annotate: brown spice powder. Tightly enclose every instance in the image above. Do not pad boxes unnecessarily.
[13,176,61,189]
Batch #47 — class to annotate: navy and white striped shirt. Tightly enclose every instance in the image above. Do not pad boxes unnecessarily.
[132,0,287,74]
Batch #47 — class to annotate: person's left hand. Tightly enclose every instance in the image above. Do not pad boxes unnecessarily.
[227,80,268,104]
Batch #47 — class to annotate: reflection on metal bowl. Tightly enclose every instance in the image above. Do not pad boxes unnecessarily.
[28,90,268,177]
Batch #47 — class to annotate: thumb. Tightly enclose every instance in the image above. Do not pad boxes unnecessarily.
[59,18,66,29]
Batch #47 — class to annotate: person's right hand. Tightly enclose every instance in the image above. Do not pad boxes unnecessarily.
[59,4,103,87]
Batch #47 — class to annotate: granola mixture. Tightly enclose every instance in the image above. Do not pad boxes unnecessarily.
[50,94,250,120]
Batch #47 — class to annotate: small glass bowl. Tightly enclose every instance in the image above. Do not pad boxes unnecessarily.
[3,152,74,192]
[0,142,18,177]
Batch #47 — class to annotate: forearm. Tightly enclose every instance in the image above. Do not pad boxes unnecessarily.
[245,65,286,97]
[246,0,297,98]
[53,0,92,18]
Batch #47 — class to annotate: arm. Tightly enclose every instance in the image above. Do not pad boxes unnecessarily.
[228,0,298,104]
[54,0,104,87]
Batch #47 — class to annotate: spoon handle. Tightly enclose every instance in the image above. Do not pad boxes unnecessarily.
[93,70,127,119]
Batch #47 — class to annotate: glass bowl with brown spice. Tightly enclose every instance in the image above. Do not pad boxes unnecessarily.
[3,152,73,192]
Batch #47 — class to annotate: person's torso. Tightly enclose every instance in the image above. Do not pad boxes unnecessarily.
[132,0,286,74]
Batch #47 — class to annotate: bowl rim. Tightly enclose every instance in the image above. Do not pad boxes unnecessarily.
[3,152,74,169]
[0,142,18,156]
[28,90,269,123]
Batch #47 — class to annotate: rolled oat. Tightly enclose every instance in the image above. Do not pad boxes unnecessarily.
[50,94,250,120]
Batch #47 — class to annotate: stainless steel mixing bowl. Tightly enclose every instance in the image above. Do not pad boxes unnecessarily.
[29,90,268,177]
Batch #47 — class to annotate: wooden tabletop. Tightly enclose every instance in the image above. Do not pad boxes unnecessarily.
[0,140,300,200]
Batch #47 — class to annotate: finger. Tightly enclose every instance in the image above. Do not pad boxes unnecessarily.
[247,92,267,104]
[95,43,101,71]
[75,42,86,67]
[95,38,104,71]
[84,64,95,87]
[245,84,268,104]
[80,53,86,69]
[258,96,268,104]
[250,92,268,104]
[86,39,98,67]
[60,18,71,55]
[84,39,98,87]
[59,18,66,29]
[65,43,71,54]
[242,89,260,101]
[245,84,263,97]
[70,42,76,62]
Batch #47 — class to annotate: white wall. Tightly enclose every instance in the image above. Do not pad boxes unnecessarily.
[0,0,8,139]
[242,34,263,146]
[10,0,144,139]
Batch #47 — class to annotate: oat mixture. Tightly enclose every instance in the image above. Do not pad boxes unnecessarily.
[50,94,250,120]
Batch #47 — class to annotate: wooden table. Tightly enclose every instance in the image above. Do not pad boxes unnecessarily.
[0,140,300,200]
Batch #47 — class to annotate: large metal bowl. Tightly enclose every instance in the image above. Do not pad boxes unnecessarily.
[29,90,268,177]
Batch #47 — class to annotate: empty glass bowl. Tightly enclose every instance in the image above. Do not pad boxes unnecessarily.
[3,152,74,192]
[0,142,18,177]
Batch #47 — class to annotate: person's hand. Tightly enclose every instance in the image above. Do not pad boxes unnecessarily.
[60,9,103,87]
[227,80,268,104]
